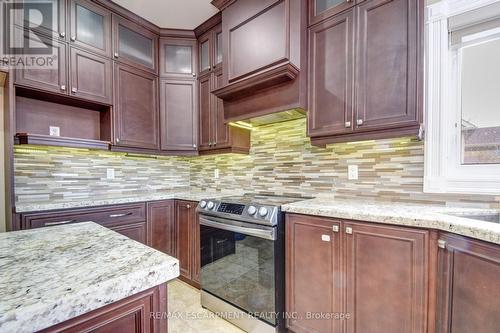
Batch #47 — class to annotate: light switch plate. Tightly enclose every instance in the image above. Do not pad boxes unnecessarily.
[106,168,115,180]
[321,234,331,242]
[348,165,359,180]
[214,168,220,179]
[49,126,60,137]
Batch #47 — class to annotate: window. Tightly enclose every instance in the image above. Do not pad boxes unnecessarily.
[425,0,500,195]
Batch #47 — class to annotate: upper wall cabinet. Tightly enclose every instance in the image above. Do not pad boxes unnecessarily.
[159,38,197,79]
[113,15,158,74]
[309,0,357,25]
[69,0,111,57]
[14,0,67,41]
[198,24,222,76]
[308,0,423,146]
[114,63,159,150]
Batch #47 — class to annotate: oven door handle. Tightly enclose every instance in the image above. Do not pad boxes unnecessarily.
[199,217,276,241]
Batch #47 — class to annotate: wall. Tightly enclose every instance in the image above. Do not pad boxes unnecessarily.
[13,118,499,209]
[190,118,499,207]
[14,146,190,204]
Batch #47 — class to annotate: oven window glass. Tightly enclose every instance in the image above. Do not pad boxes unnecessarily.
[200,225,276,325]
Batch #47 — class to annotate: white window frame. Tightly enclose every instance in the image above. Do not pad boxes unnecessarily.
[424,0,500,195]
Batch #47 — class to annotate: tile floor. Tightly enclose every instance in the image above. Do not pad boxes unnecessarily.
[167,279,245,333]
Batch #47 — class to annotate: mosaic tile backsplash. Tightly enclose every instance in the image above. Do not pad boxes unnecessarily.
[14,118,499,208]
[14,147,190,203]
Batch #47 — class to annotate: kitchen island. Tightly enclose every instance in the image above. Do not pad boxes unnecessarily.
[0,222,179,333]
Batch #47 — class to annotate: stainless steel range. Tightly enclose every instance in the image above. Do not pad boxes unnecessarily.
[196,194,305,333]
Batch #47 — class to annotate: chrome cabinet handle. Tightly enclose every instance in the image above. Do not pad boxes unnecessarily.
[357,119,364,126]
[216,239,228,244]
[345,121,351,128]
[70,36,76,42]
[114,52,119,58]
[438,239,446,249]
[345,227,353,234]
[332,225,339,233]
[116,138,120,143]
[109,212,133,218]
[71,87,77,93]
[186,204,191,209]
[193,144,197,148]
[45,220,76,226]
[59,32,66,38]
[60,85,66,91]
[192,73,196,77]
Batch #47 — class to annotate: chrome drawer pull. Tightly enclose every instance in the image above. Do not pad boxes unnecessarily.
[109,212,133,218]
[45,220,76,226]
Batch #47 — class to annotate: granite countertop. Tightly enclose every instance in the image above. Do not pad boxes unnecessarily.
[282,198,500,245]
[0,222,179,333]
[14,190,244,213]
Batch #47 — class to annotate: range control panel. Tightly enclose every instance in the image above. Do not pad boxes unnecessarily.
[217,203,245,215]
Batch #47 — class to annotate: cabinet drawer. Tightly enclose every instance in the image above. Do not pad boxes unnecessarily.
[20,203,146,229]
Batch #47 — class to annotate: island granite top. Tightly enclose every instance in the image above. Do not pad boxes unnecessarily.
[0,222,179,333]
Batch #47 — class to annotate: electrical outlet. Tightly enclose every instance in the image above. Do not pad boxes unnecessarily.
[348,165,359,180]
[106,168,115,180]
[214,168,220,179]
[49,126,60,137]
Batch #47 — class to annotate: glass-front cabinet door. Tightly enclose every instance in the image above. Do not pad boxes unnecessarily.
[159,38,197,79]
[69,0,111,56]
[198,33,211,75]
[214,24,223,70]
[309,0,356,25]
[113,15,158,74]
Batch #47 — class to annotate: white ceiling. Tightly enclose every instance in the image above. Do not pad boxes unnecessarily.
[112,0,219,30]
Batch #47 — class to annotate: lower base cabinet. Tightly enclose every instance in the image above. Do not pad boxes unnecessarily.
[147,200,176,256]
[437,233,500,333]
[286,214,429,333]
[40,284,167,333]
[175,200,200,288]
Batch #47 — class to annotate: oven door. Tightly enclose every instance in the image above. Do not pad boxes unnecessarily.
[199,215,277,325]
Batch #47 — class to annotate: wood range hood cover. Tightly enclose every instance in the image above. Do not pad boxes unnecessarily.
[212,0,307,122]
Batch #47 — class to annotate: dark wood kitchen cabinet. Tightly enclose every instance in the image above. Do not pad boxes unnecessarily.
[160,79,198,152]
[69,0,111,57]
[18,203,148,244]
[15,34,112,104]
[147,200,176,256]
[113,14,158,74]
[309,0,357,26]
[436,233,500,333]
[286,214,342,333]
[40,284,167,333]
[69,47,112,104]
[195,15,250,154]
[308,9,354,138]
[159,37,198,153]
[113,63,159,150]
[344,221,429,333]
[14,0,67,41]
[175,200,200,288]
[308,0,423,146]
[159,38,197,79]
[286,214,429,333]
[15,34,68,95]
[198,69,250,154]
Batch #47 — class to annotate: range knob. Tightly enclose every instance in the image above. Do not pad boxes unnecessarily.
[258,207,269,217]
[200,200,207,209]
[247,205,257,215]
[207,201,215,210]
